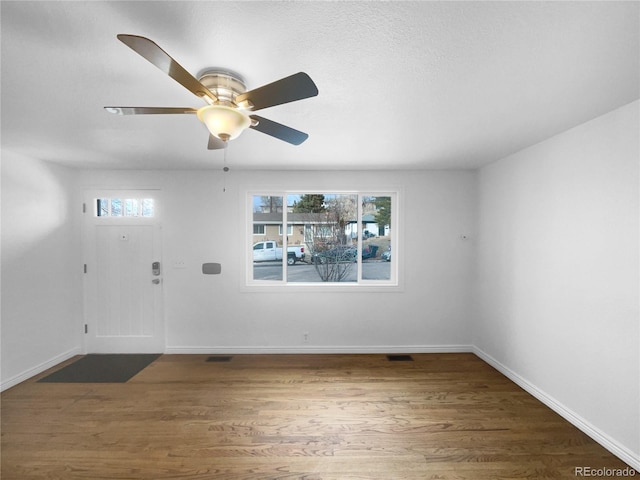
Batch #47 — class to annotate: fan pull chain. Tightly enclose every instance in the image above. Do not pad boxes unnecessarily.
[222,142,229,192]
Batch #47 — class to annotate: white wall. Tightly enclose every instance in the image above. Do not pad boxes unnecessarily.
[77,169,477,353]
[1,151,83,389]
[475,100,639,467]
[3,102,637,467]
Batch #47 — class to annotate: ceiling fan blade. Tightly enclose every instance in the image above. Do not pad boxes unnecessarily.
[117,34,218,104]
[104,107,197,115]
[208,134,227,150]
[236,72,318,111]
[249,115,309,145]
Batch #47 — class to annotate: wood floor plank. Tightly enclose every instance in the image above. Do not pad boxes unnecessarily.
[1,353,634,479]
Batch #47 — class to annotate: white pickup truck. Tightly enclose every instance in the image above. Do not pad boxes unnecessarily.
[253,241,305,265]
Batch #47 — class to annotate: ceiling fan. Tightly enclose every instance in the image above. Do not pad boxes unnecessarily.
[105,35,319,149]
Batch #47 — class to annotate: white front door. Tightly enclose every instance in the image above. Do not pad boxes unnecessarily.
[83,191,164,353]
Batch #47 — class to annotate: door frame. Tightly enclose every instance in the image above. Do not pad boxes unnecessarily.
[82,189,165,353]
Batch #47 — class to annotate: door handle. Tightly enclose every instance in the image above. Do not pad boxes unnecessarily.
[152,279,160,285]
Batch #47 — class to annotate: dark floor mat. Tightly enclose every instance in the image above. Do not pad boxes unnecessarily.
[38,354,161,383]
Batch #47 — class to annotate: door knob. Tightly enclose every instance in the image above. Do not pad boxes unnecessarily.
[152,279,160,284]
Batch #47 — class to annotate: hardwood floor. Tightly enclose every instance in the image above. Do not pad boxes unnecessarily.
[1,353,634,479]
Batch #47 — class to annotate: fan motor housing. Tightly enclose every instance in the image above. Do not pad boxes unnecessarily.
[197,69,247,106]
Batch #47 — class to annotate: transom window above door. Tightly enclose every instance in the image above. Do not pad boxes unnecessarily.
[94,198,155,218]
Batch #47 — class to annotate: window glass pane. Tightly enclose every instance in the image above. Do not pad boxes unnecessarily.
[123,199,138,217]
[287,193,357,283]
[111,198,123,216]
[252,195,283,281]
[96,199,109,217]
[141,199,155,217]
[248,191,396,287]
[362,196,392,281]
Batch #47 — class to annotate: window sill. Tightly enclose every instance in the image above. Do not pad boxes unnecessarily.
[241,282,403,293]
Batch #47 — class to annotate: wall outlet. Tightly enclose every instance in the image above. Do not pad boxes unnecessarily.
[303,332,309,343]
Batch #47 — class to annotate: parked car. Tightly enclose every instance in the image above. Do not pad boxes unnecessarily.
[361,245,379,260]
[311,245,357,264]
[253,241,305,265]
[381,245,391,262]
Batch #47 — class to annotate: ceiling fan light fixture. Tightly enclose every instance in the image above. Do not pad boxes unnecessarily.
[197,104,251,141]
[108,36,318,148]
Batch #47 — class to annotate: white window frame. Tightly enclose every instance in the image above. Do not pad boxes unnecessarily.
[246,190,400,291]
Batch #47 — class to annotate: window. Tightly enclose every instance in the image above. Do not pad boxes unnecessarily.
[248,192,397,287]
[279,224,294,236]
[95,198,155,217]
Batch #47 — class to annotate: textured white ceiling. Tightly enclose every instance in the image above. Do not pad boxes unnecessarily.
[1,1,638,170]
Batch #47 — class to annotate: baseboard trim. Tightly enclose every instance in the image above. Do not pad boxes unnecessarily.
[1,347,82,392]
[473,346,640,472]
[164,344,474,355]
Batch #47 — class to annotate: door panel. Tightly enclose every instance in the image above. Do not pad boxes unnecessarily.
[95,225,154,337]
